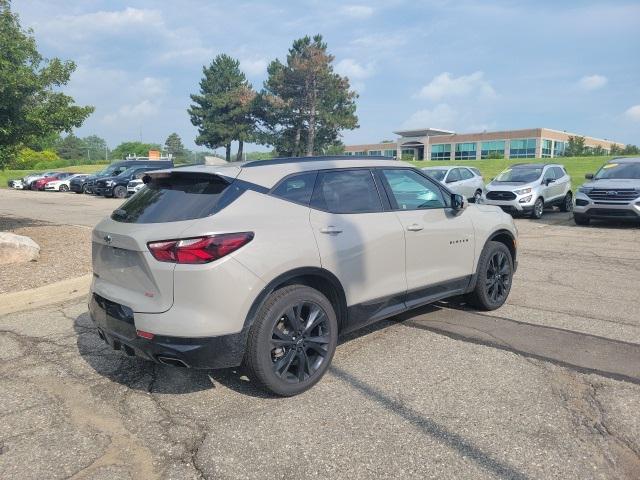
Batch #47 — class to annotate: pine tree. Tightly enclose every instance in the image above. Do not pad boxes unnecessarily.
[256,34,358,156]
[164,133,185,160]
[188,54,256,162]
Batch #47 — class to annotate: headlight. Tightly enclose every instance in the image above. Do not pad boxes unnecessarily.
[519,195,532,203]
[578,187,592,194]
[514,187,532,195]
[105,180,115,187]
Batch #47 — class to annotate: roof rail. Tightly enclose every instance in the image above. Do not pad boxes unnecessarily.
[243,155,395,167]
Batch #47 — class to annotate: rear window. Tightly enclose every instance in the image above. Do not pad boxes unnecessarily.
[112,173,232,223]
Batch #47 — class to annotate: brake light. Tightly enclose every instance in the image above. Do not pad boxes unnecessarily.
[147,232,254,264]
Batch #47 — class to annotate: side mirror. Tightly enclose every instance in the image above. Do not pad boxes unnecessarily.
[544,178,555,186]
[446,177,456,184]
[451,193,466,211]
[585,173,594,180]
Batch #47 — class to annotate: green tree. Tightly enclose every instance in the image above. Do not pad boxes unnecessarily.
[111,141,160,160]
[83,134,108,162]
[623,144,639,155]
[0,0,93,169]
[164,132,185,160]
[256,34,358,156]
[55,133,85,160]
[189,54,256,162]
[610,144,623,156]
[565,136,586,157]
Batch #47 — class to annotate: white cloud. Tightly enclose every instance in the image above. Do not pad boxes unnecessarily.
[417,72,496,101]
[401,104,458,130]
[578,74,608,91]
[335,59,375,80]
[340,5,374,18]
[241,57,268,77]
[625,105,640,122]
[37,7,163,40]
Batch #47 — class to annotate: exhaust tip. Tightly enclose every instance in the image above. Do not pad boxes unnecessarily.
[157,356,190,368]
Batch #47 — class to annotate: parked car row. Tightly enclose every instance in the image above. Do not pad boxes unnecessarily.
[8,158,174,199]
[423,158,640,225]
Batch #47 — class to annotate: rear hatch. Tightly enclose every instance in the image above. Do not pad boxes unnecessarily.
[92,166,242,313]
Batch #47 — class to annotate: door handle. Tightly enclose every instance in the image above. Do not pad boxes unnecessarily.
[320,226,343,235]
[407,224,424,232]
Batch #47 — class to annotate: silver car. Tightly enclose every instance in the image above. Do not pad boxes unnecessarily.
[574,157,640,225]
[422,166,485,202]
[484,163,573,219]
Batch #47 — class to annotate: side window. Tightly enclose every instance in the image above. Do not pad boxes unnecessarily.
[446,168,461,183]
[311,169,382,214]
[459,168,474,180]
[553,167,565,179]
[271,171,318,206]
[469,167,482,177]
[382,169,445,210]
[542,168,556,181]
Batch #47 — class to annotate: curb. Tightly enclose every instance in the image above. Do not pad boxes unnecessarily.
[0,273,91,316]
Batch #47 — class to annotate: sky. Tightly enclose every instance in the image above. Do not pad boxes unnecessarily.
[13,0,640,154]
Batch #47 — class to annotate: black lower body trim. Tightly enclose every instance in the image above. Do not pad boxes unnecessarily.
[89,294,247,369]
[344,275,473,334]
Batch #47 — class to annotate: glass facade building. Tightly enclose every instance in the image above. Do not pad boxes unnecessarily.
[455,142,476,160]
[344,128,623,161]
[480,140,505,159]
[509,138,537,158]
[430,144,451,160]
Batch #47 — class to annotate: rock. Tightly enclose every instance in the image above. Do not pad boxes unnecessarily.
[0,232,40,264]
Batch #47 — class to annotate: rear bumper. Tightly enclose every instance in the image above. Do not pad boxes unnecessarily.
[69,183,84,192]
[89,293,247,369]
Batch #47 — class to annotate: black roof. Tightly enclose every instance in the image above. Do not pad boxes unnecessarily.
[243,155,395,167]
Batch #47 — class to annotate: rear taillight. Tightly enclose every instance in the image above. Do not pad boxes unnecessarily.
[147,232,254,264]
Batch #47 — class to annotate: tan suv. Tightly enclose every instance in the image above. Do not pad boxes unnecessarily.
[90,157,518,396]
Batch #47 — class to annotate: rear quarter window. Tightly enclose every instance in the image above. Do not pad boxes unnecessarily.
[112,172,233,223]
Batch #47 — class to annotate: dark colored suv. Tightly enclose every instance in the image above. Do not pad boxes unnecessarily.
[78,159,173,194]
[94,165,168,198]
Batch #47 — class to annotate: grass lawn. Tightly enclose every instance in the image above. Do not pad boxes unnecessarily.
[410,156,615,192]
[1,164,106,188]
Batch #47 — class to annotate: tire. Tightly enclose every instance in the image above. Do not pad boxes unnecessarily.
[112,186,127,199]
[560,192,573,212]
[531,197,544,219]
[573,213,590,226]
[473,190,482,203]
[60,184,69,192]
[244,285,338,396]
[465,241,514,311]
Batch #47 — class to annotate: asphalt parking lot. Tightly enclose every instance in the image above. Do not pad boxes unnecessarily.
[1,188,639,479]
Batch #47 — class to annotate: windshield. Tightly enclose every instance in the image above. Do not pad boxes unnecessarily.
[425,169,447,181]
[594,162,640,180]
[116,167,139,178]
[96,165,127,177]
[494,167,543,183]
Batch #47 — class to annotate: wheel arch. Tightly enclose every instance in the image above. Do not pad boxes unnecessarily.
[244,267,348,333]
[488,229,517,265]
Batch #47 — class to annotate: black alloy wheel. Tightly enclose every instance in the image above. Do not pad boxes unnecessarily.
[485,250,511,305]
[270,301,330,383]
[245,285,338,396]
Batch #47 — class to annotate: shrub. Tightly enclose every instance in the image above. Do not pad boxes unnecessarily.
[9,148,61,169]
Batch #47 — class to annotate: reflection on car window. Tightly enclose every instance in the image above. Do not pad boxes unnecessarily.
[594,163,640,180]
[459,168,474,180]
[383,169,445,210]
[311,170,382,214]
[446,169,461,183]
[425,169,447,181]
[272,172,317,205]
[495,167,543,183]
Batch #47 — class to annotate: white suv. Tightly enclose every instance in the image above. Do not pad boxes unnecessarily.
[90,157,518,396]
[484,163,572,219]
